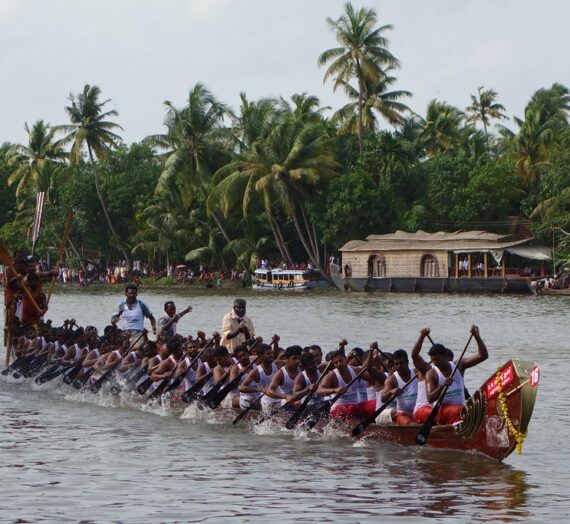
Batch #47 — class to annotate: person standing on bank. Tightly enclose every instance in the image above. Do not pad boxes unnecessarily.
[111,284,157,337]
[157,301,192,341]
[221,298,255,352]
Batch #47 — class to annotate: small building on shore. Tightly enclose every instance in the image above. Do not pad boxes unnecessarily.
[332,230,551,293]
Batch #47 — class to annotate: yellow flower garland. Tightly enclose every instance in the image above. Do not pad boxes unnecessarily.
[495,368,527,455]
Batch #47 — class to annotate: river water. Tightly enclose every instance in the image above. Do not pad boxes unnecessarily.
[0,287,568,523]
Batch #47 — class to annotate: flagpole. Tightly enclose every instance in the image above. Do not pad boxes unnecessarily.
[31,192,45,258]
[46,211,74,306]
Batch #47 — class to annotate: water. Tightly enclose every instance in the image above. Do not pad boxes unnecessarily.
[1,287,568,523]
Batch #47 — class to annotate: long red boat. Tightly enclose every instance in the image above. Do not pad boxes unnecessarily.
[356,359,539,461]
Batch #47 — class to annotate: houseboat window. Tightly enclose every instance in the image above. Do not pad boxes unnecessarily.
[421,254,438,277]
[367,255,386,278]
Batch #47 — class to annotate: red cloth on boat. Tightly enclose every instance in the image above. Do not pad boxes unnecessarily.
[394,411,415,425]
[413,404,462,425]
[437,403,462,424]
[413,405,433,423]
[331,401,375,420]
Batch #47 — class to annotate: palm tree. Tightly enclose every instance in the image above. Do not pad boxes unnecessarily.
[7,120,67,198]
[419,100,466,158]
[318,2,400,154]
[331,70,411,135]
[279,92,330,124]
[144,83,237,259]
[512,84,570,186]
[465,87,507,147]
[57,84,129,265]
[211,118,339,275]
[230,93,281,154]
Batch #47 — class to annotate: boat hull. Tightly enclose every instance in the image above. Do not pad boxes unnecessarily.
[358,359,539,461]
[331,264,532,294]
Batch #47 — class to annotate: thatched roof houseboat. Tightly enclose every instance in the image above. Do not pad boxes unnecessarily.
[330,230,551,293]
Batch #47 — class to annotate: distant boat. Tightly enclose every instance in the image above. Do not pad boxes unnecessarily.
[252,268,329,290]
[528,281,570,296]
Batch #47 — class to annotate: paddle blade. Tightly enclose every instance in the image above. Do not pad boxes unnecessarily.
[415,409,438,445]
[0,241,14,267]
[351,420,368,438]
[285,412,302,430]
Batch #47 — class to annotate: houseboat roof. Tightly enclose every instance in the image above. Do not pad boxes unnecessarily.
[254,268,321,276]
[340,230,551,260]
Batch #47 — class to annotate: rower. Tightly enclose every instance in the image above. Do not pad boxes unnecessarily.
[380,349,417,425]
[239,343,277,410]
[317,349,382,421]
[195,346,218,397]
[411,327,435,424]
[211,346,234,397]
[293,352,326,411]
[220,344,251,408]
[262,345,303,413]
[424,325,488,425]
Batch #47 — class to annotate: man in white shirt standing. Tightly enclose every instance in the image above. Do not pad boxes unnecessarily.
[111,284,157,337]
[221,298,255,353]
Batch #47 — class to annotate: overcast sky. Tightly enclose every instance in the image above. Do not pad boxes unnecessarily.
[1,0,569,146]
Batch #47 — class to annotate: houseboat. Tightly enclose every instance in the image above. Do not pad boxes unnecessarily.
[253,268,329,290]
[331,230,551,293]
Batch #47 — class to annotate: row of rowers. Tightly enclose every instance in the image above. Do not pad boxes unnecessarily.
[12,292,489,426]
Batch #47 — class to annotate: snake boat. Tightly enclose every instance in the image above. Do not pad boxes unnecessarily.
[356,359,539,462]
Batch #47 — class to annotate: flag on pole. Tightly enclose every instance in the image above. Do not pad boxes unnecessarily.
[31,191,45,256]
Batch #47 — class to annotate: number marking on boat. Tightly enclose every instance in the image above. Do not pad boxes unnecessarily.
[530,365,540,387]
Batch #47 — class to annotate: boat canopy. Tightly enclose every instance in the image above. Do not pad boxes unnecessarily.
[452,244,551,261]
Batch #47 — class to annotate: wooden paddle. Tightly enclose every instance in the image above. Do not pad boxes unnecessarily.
[285,360,334,430]
[232,394,264,425]
[88,332,146,393]
[206,354,260,410]
[351,368,423,437]
[180,371,213,404]
[162,337,215,395]
[46,211,74,305]
[352,332,438,437]
[201,337,263,406]
[415,333,474,445]
[304,366,369,430]
[0,241,42,315]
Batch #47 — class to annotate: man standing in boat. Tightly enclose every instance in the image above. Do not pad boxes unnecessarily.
[111,284,157,337]
[221,298,255,352]
[157,301,192,342]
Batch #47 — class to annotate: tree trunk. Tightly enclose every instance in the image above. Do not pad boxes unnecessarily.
[87,145,131,270]
[67,236,87,273]
[287,197,332,283]
[357,70,364,156]
[267,211,294,266]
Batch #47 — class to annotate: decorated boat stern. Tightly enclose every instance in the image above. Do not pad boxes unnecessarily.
[361,359,539,462]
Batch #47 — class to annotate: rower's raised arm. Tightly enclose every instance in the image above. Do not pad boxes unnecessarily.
[460,325,488,371]
[412,327,431,373]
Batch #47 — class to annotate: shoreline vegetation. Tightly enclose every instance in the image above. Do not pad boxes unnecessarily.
[1,3,569,277]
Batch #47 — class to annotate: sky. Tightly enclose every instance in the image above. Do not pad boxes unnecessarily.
[1,0,569,146]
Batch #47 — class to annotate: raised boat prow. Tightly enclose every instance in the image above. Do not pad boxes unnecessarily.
[360,359,539,462]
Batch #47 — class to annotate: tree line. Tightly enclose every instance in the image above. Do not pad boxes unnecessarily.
[1,2,569,275]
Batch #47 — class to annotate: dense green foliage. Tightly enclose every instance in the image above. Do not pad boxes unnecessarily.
[1,3,569,270]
